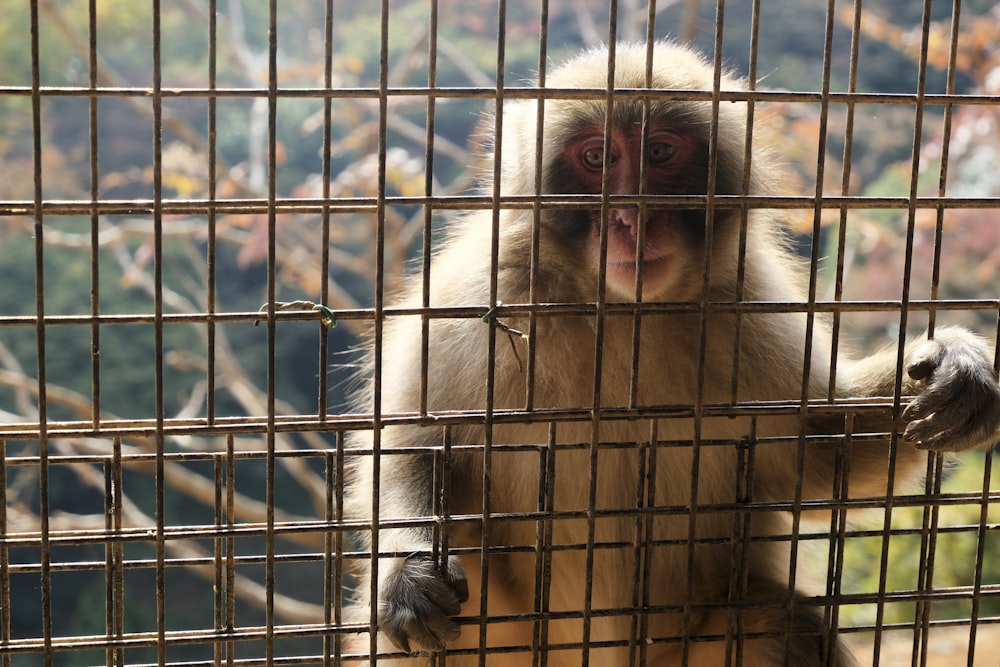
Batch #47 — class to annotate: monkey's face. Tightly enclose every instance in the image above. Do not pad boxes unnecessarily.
[551,120,710,301]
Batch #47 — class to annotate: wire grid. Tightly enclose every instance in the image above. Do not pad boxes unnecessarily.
[1,1,999,665]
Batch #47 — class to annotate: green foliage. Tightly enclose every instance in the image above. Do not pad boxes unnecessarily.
[839,456,1000,626]
[0,230,202,420]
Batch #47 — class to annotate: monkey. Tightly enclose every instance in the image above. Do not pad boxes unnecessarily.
[342,41,1000,666]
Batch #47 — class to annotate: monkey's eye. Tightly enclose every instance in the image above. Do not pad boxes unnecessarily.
[582,147,606,169]
[648,142,677,163]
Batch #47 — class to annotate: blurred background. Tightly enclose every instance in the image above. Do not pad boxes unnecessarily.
[1,0,999,664]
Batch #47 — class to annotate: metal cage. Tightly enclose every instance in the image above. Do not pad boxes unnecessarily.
[1,1,999,665]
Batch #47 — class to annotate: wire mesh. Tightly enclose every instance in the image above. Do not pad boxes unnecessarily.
[0,1,999,666]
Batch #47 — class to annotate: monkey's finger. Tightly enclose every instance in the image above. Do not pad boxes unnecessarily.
[382,616,412,654]
[902,393,967,440]
[398,561,466,616]
[445,556,470,604]
[902,390,947,422]
[903,366,987,422]
[902,384,960,422]
[905,375,1000,448]
[904,409,996,452]
[903,417,957,450]
[382,605,452,654]
[428,589,463,618]
[908,427,982,453]
[379,556,467,652]
[381,590,462,652]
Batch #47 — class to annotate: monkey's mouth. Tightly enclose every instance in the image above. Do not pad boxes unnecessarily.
[601,215,680,297]
[606,254,674,297]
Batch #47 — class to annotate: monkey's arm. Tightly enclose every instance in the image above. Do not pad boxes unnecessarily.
[848,326,1000,452]
[789,326,1000,503]
[349,400,475,655]
[348,246,497,654]
[347,421,474,654]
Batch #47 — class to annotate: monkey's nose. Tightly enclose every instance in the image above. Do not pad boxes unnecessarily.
[610,208,641,237]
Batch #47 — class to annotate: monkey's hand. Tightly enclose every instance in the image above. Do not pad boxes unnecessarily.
[379,554,469,654]
[902,328,1000,452]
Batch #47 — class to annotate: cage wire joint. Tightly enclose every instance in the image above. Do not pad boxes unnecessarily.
[255,300,338,328]
[483,301,529,372]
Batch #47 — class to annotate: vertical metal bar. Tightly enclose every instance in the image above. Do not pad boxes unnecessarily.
[967,447,994,666]
[104,454,114,666]
[206,0,218,426]
[823,419,852,667]
[335,430,346,665]
[88,0,101,429]
[626,418,651,666]
[532,423,555,667]
[89,0,110,663]
[367,0,391,662]
[528,7,551,656]
[0,442,10,667]
[317,0,334,422]
[927,0,963,337]
[637,421,659,667]
[817,0,861,652]
[912,6,963,664]
[975,311,1000,664]
[583,3,620,661]
[436,425,454,667]
[915,453,944,667]
[112,437,124,666]
[913,8,964,659]
[321,4,338,659]
[736,426,759,665]
[726,0,766,662]
[827,0,865,402]
[524,0,550,414]
[430,441,443,665]
[265,1,279,664]
[969,310,1000,663]
[872,2,935,663]
[149,1,167,662]
[418,0,439,418]
[625,14,658,662]
[786,0,839,658]
[323,434,344,666]
[683,0,727,661]
[627,17,657,408]
[214,452,225,665]
[728,0,761,404]
[28,2,53,665]
[104,460,115,667]
[225,434,236,666]
[479,2,508,663]
[726,1,761,657]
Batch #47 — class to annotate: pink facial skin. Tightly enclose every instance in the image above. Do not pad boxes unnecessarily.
[561,123,703,298]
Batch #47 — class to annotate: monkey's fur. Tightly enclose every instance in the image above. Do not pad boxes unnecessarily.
[343,42,1000,665]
